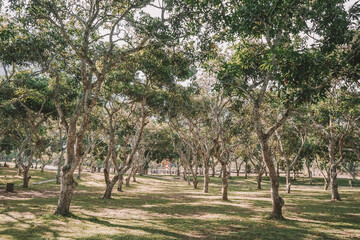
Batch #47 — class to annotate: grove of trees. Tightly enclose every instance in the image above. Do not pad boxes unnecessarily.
[0,0,359,220]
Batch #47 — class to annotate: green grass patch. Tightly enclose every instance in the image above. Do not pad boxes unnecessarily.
[0,169,359,239]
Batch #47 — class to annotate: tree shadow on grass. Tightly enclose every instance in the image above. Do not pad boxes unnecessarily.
[144,203,255,218]
[69,213,190,239]
[161,217,340,240]
[70,191,207,213]
[0,212,60,240]
[291,198,360,227]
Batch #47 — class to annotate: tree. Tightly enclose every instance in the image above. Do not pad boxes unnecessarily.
[275,111,308,193]
[7,0,191,215]
[211,0,354,219]
[0,70,55,187]
[311,83,359,200]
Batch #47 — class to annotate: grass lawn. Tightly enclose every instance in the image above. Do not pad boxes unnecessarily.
[0,168,359,240]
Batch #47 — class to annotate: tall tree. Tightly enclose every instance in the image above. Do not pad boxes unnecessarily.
[7,0,191,215]
[212,0,353,219]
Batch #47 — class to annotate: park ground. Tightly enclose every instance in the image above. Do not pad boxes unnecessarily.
[0,168,359,240]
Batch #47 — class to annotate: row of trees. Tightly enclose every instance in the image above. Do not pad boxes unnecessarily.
[0,0,359,219]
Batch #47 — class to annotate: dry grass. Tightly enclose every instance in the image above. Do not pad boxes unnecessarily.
[0,168,359,240]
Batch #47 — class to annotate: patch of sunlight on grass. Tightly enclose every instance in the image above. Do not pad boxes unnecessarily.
[1,169,360,239]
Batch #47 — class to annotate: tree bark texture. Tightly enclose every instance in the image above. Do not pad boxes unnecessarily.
[117,174,124,192]
[258,133,284,219]
[54,172,78,215]
[203,159,210,193]
[221,163,228,201]
[330,165,341,201]
[286,166,291,193]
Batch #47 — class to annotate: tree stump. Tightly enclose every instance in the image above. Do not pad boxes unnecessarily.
[6,183,15,192]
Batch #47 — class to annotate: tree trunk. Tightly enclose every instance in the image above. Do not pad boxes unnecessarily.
[41,163,45,172]
[189,164,198,189]
[244,161,248,179]
[77,157,84,180]
[90,157,95,173]
[56,158,62,185]
[22,150,34,188]
[286,166,291,193]
[177,164,180,176]
[292,169,296,180]
[57,121,64,185]
[330,165,341,201]
[203,159,210,193]
[17,164,23,176]
[132,169,137,182]
[117,174,124,192]
[22,167,31,188]
[259,137,284,219]
[54,172,78,216]
[193,178,198,188]
[125,172,131,187]
[236,169,240,176]
[324,178,330,190]
[257,170,263,190]
[103,181,116,199]
[221,163,228,201]
[187,168,191,185]
[306,163,312,185]
[227,162,231,179]
[182,167,187,181]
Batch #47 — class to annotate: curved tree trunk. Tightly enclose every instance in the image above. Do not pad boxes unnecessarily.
[103,181,116,199]
[259,138,284,219]
[103,170,120,199]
